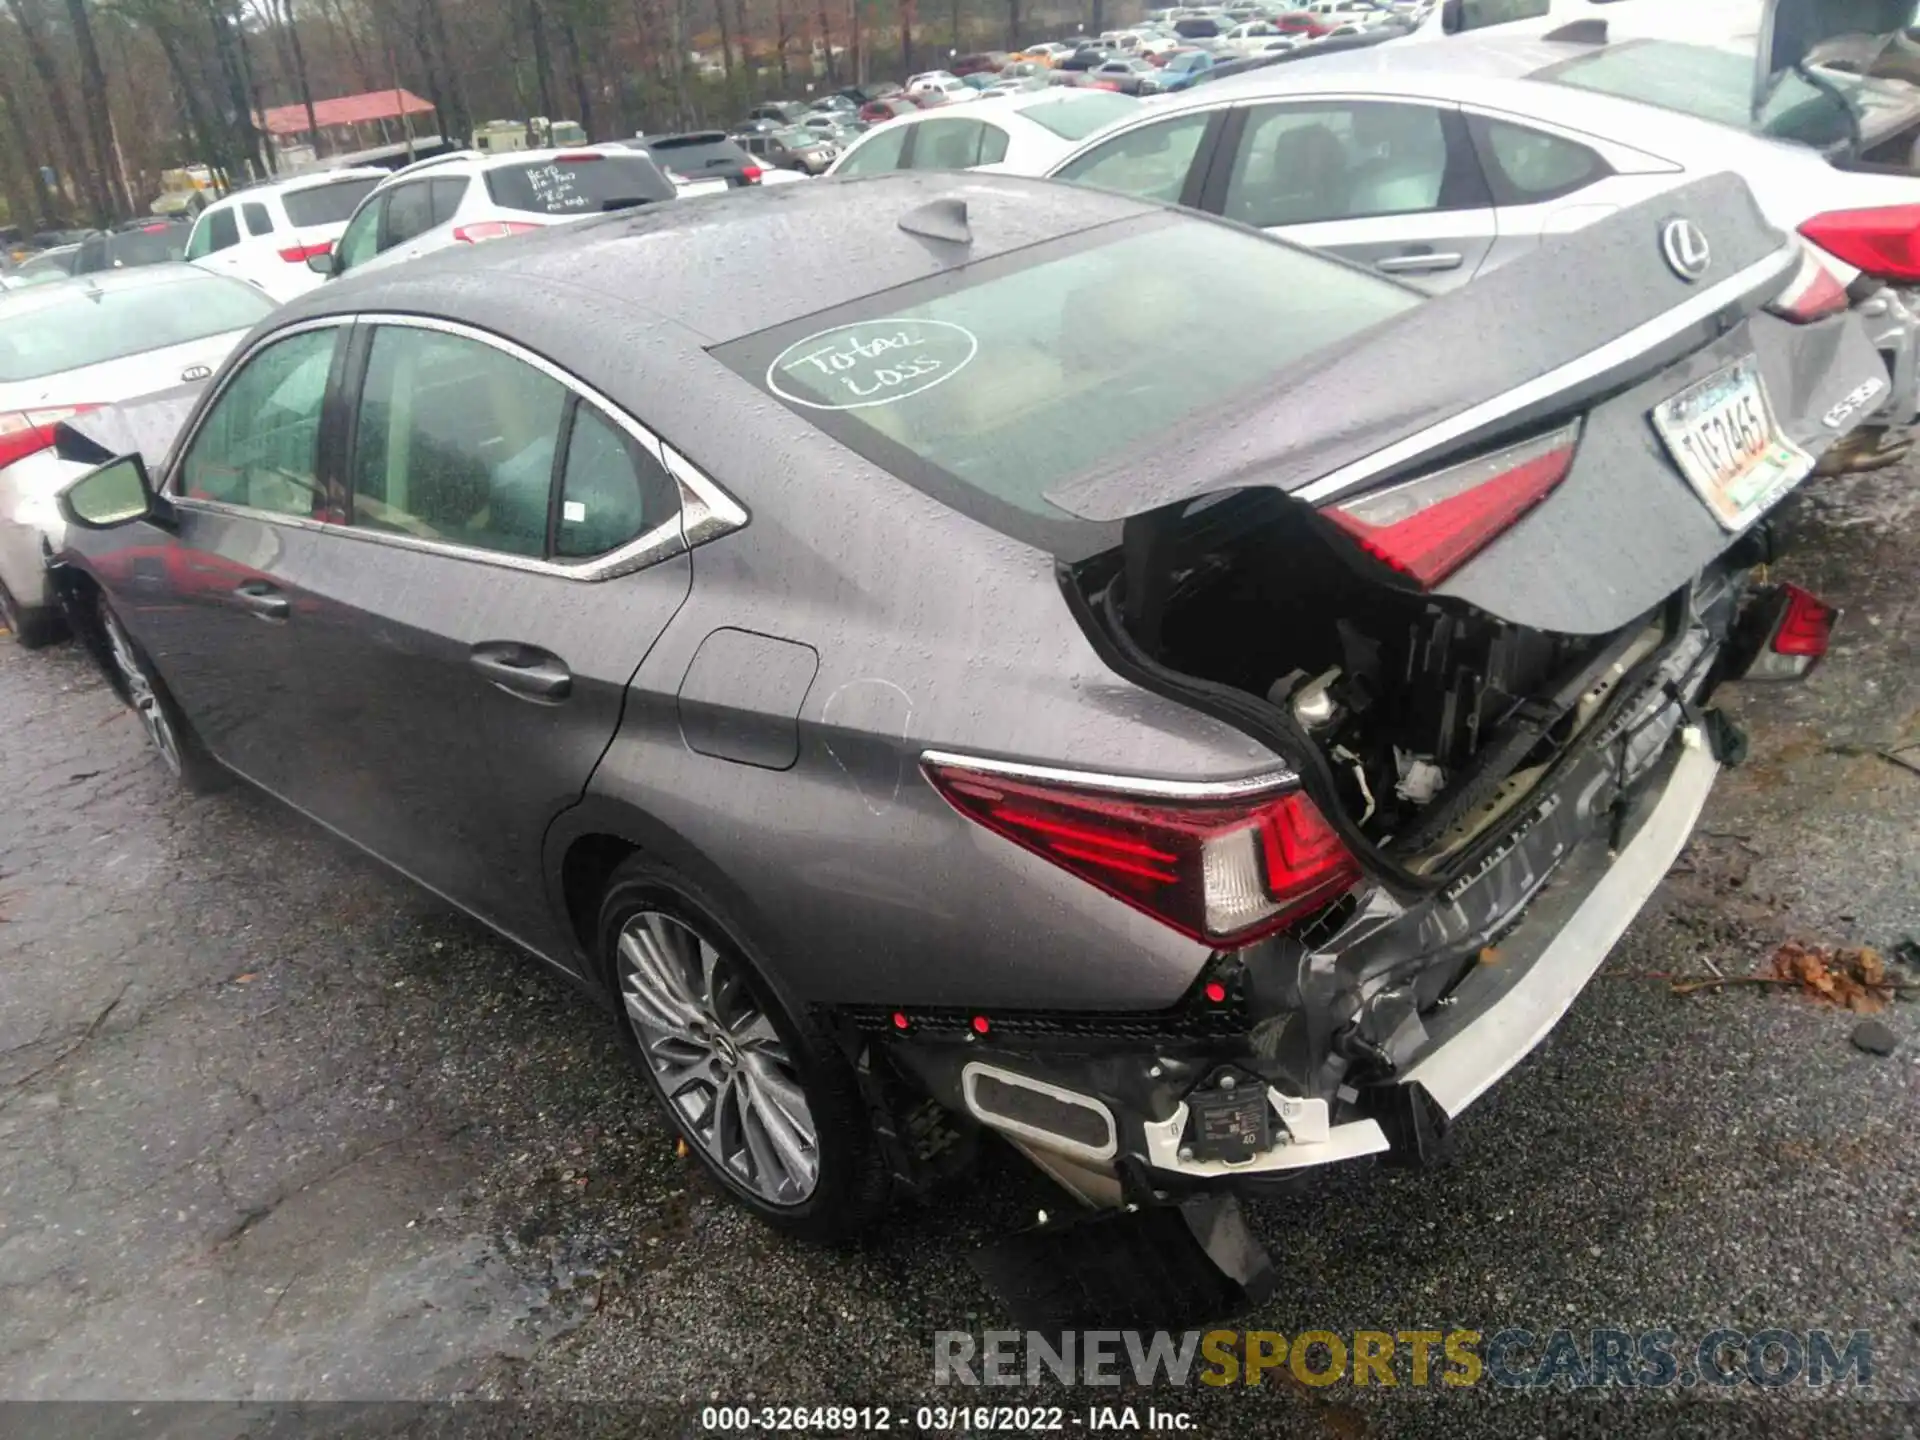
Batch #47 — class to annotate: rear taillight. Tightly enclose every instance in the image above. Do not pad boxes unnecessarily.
[0,405,99,470]
[1767,242,1851,323]
[1799,204,1920,282]
[740,165,764,183]
[277,241,333,263]
[1324,423,1580,589]
[1735,582,1838,680]
[925,762,1360,945]
[452,220,545,244]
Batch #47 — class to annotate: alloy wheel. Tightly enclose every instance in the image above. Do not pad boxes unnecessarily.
[101,609,182,777]
[617,910,819,1206]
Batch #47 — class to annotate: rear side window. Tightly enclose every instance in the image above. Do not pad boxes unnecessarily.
[836,125,910,175]
[242,203,273,236]
[179,329,336,516]
[483,156,673,215]
[430,177,469,224]
[282,177,380,226]
[1051,111,1211,205]
[187,208,240,258]
[717,214,1418,546]
[349,327,567,556]
[381,182,437,247]
[1222,102,1457,228]
[555,405,675,558]
[1471,116,1610,205]
[908,120,993,170]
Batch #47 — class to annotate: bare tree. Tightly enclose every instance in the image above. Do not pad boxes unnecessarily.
[278,0,322,155]
[66,0,131,214]
[3,0,110,220]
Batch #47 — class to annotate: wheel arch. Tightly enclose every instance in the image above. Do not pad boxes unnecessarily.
[544,795,783,1002]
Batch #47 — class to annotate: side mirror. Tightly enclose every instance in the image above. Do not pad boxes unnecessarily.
[58,454,168,531]
[308,250,337,277]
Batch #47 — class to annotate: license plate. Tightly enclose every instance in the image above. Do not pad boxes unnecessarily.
[1650,357,1813,532]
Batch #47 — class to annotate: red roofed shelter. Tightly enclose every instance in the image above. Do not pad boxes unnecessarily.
[257,89,440,158]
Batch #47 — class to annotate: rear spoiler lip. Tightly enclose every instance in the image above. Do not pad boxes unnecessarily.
[1293,237,1804,509]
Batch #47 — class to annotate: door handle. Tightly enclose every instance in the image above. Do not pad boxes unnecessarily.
[469,641,572,701]
[1376,251,1464,275]
[232,582,290,620]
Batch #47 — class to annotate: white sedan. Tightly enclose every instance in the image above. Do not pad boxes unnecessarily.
[0,265,273,645]
[828,89,1141,177]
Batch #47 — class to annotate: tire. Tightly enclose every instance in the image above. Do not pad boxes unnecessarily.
[96,596,225,793]
[0,577,61,649]
[597,853,890,1240]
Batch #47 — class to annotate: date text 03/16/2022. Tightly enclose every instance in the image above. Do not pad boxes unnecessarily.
[699,1405,1192,1433]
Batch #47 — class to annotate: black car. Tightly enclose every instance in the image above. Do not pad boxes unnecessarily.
[71,220,191,274]
[1057,45,1115,71]
[744,100,810,126]
[616,132,767,187]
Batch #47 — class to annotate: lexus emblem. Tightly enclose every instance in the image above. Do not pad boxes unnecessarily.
[181,364,212,381]
[1661,218,1711,282]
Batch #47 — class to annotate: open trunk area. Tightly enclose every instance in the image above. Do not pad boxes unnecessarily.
[1093,495,1678,871]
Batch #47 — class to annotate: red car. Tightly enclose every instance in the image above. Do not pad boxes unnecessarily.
[858,96,920,124]
[1276,10,1335,36]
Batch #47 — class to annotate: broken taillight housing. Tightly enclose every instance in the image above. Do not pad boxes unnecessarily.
[1735,583,1839,680]
[1323,422,1580,588]
[1799,204,1920,283]
[924,763,1361,945]
[0,405,99,471]
[1766,242,1852,323]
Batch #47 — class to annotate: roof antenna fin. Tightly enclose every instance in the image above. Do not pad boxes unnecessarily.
[899,197,972,245]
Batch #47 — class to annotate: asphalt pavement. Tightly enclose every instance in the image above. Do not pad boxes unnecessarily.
[0,464,1914,1439]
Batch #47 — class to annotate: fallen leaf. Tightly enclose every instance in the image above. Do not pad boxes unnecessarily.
[1767,940,1895,1013]
[233,973,258,984]
[1478,946,1501,966]
[675,1137,689,1159]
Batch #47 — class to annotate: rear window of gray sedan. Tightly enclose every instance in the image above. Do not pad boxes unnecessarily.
[717,213,1416,547]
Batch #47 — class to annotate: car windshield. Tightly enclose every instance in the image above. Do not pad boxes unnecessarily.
[1020,92,1141,138]
[717,212,1417,550]
[483,154,675,214]
[1167,51,1208,69]
[0,274,272,382]
[282,177,380,226]
[1536,39,1918,148]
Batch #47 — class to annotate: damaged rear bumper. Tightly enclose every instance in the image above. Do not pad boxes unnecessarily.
[1133,725,1718,1185]
[878,715,1721,1205]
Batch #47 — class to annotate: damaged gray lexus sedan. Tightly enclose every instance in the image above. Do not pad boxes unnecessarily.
[49,170,1866,1241]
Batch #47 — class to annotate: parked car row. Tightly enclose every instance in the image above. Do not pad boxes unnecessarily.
[0,0,1911,1270]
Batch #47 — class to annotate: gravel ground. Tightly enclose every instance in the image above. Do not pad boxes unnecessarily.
[0,465,1914,1439]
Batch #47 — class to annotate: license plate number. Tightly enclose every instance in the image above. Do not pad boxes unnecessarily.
[1651,357,1812,531]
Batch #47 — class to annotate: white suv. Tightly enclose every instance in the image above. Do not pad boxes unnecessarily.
[321,147,713,282]
[184,168,388,302]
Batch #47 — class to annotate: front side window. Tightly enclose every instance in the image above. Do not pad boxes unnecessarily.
[1051,111,1211,205]
[349,326,567,556]
[178,328,337,516]
[1222,101,1452,228]
[835,125,910,175]
[334,196,384,272]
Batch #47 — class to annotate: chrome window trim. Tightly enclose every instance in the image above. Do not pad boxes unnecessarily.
[1293,239,1802,505]
[919,748,1298,799]
[165,311,748,582]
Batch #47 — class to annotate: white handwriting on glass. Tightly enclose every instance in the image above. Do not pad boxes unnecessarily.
[789,332,942,398]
